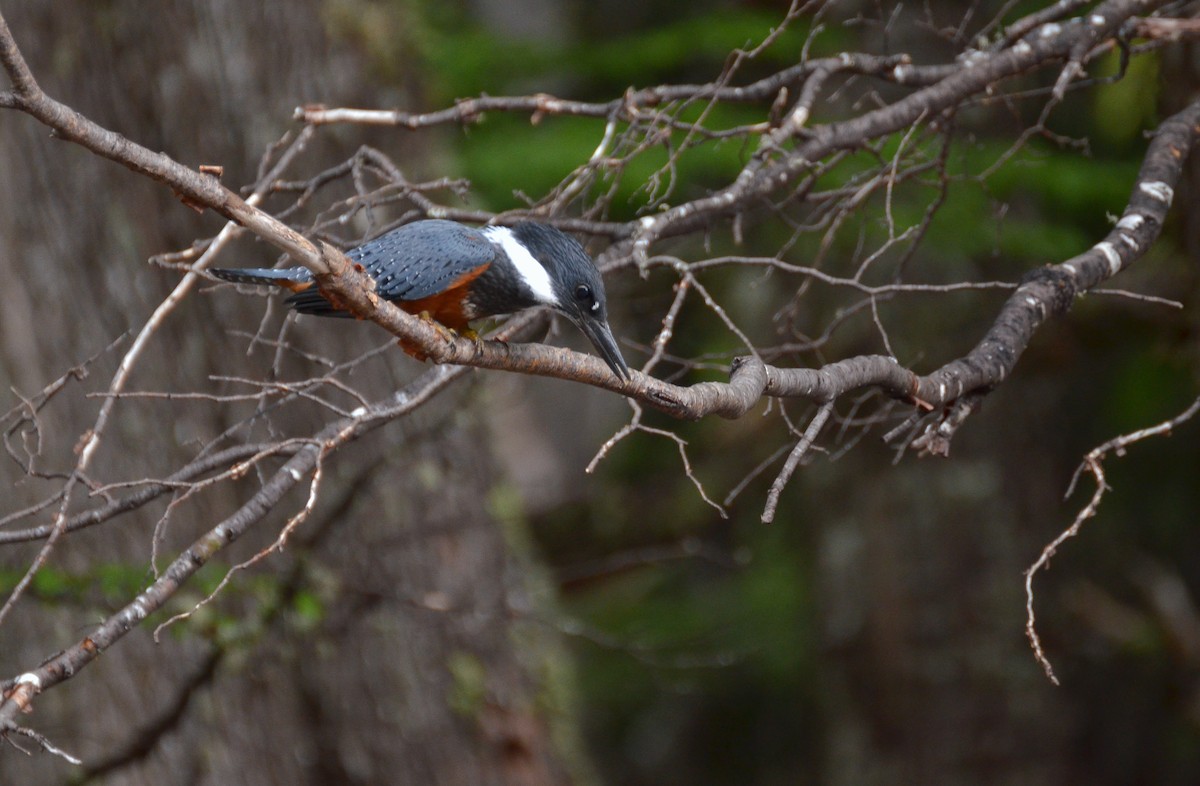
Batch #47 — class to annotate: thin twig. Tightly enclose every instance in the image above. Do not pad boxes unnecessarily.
[762,401,834,523]
[1026,395,1200,683]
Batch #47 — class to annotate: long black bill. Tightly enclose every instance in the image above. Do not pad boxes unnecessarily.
[575,315,631,381]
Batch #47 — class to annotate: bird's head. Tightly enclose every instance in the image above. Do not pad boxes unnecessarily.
[508,222,630,381]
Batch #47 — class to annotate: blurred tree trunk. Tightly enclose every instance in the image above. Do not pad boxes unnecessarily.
[0,3,578,784]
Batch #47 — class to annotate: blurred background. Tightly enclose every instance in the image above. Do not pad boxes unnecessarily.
[1,1,1199,784]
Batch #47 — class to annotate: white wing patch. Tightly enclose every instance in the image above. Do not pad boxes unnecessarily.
[484,226,558,305]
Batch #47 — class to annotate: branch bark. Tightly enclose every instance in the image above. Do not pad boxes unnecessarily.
[0,0,1195,755]
[1,1,1184,430]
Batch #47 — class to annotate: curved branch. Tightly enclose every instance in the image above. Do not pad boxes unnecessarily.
[316,79,1196,427]
[294,53,938,128]
[632,0,1167,252]
[2,1,1182,434]
[1,0,1195,745]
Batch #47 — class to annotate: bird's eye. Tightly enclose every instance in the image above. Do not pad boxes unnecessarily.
[574,284,593,302]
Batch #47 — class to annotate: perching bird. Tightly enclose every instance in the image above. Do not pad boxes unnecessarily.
[211,219,629,380]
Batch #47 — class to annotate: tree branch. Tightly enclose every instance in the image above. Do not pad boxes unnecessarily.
[0,0,1195,753]
[0,360,468,732]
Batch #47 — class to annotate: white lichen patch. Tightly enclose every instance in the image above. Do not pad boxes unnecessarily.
[1139,181,1174,205]
[1116,213,1144,232]
[1094,241,1121,276]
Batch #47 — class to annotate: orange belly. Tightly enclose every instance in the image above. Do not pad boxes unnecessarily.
[397,289,473,332]
[392,261,490,332]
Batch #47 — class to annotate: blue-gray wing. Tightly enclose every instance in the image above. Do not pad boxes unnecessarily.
[285,220,496,315]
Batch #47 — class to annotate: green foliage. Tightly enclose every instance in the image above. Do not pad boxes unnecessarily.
[458,103,758,215]
[29,566,72,600]
[290,588,326,631]
[1101,349,1194,433]
[0,558,331,646]
[447,650,489,717]
[560,11,816,91]
[1092,49,1161,150]
[412,7,813,101]
[817,135,1142,275]
[0,562,148,608]
[732,544,814,685]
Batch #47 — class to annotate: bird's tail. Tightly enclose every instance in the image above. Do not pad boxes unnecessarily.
[212,266,349,317]
[210,266,313,293]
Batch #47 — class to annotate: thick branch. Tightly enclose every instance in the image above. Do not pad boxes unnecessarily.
[317,78,1197,424]
[0,0,1193,755]
[4,2,1183,430]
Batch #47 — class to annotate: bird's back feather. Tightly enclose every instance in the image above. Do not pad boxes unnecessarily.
[349,220,497,302]
[213,221,499,318]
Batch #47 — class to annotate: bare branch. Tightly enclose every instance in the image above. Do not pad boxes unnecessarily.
[1026,396,1200,684]
[0,362,467,732]
[1,1,1195,758]
[761,401,834,523]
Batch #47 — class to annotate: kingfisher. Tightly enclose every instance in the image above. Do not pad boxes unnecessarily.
[211,219,629,380]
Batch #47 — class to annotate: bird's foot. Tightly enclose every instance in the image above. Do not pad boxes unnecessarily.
[458,327,488,355]
[397,312,484,362]
[417,311,459,344]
